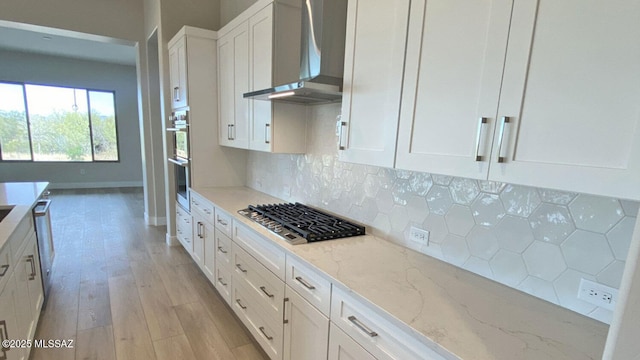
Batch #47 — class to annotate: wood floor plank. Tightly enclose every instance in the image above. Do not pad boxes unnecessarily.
[153,334,196,360]
[174,301,237,360]
[154,261,200,306]
[75,326,116,360]
[77,276,112,331]
[108,274,156,360]
[129,260,185,341]
[29,336,77,360]
[232,343,270,360]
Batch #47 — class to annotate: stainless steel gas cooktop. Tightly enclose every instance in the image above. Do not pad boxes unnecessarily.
[238,203,365,245]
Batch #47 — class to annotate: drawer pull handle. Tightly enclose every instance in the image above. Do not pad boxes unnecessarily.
[236,299,247,310]
[27,255,36,280]
[217,218,228,226]
[260,286,274,298]
[218,277,228,286]
[295,276,316,290]
[259,326,273,341]
[217,246,228,254]
[0,265,9,277]
[348,316,378,337]
[236,264,248,273]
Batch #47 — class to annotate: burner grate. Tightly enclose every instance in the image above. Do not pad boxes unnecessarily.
[247,203,365,242]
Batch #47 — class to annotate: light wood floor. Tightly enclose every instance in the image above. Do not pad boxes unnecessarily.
[30,188,269,360]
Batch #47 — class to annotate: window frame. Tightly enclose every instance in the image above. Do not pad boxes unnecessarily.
[0,81,121,163]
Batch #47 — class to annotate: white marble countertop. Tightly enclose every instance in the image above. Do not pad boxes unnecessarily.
[0,182,49,251]
[193,186,608,360]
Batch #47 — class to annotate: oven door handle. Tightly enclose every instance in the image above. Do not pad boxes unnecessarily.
[34,199,52,216]
[166,127,187,132]
[168,158,189,167]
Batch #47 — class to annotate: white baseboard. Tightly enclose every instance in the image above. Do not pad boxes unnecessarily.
[166,233,180,246]
[48,181,143,189]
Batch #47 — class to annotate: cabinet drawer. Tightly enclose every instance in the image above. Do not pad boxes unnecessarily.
[233,222,286,280]
[176,227,193,254]
[176,204,192,231]
[215,264,232,305]
[331,287,448,360]
[232,280,283,360]
[214,209,233,238]
[286,254,332,317]
[215,229,232,268]
[190,192,214,223]
[232,243,285,321]
[329,322,376,360]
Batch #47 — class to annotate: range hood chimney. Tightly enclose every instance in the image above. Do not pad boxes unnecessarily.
[243,0,347,104]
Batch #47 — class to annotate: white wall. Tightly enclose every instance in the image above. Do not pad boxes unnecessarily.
[220,0,258,27]
[0,50,143,188]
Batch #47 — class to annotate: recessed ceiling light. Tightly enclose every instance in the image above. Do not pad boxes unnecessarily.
[42,36,52,40]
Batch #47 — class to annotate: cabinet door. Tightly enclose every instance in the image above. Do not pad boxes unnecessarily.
[283,285,329,360]
[338,0,410,168]
[328,323,376,360]
[249,4,274,152]
[491,0,640,200]
[25,234,43,336]
[396,0,512,179]
[0,273,21,360]
[14,245,34,347]
[218,23,250,149]
[169,37,188,109]
[192,217,205,268]
[202,221,216,284]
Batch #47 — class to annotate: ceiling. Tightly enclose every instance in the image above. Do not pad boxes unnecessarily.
[0,23,137,66]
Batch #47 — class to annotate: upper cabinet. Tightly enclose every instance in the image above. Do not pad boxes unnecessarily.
[169,37,188,109]
[338,0,411,168]
[218,22,250,149]
[218,0,308,154]
[169,27,247,189]
[343,0,640,200]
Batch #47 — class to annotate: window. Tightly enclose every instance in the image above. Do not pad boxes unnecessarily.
[0,82,119,162]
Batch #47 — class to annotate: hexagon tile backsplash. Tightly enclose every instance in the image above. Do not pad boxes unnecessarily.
[246,103,638,324]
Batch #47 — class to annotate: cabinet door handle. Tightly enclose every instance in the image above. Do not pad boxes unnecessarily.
[0,264,9,277]
[227,124,232,140]
[174,87,180,102]
[259,286,274,298]
[236,299,247,310]
[196,222,202,238]
[295,276,315,290]
[236,264,247,273]
[0,319,10,358]
[259,326,273,341]
[217,246,227,254]
[497,116,511,163]
[230,124,235,140]
[200,223,205,238]
[264,123,271,144]
[27,255,36,280]
[283,297,290,324]
[348,315,378,337]
[474,117,488,161]
[217,277,228,286]
[337,120,347,150]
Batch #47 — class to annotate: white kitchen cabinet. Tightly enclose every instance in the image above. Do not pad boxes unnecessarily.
[328,323,376,360]
[168,37,188,109]
[192,213,214,276]
[396,0,511,180]
[247,2,307,154]
[283,285,329,360]
[218,22,251,149]
[392,0,640,200]
[487,0,640,199]
[0,272,20,360]
[175,203,193,255]
[285,254,332,316]
[338,0,411,168]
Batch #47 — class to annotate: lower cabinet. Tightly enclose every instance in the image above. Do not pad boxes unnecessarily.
[175,203,193,254]
[283,285,329,360]
[0,216,43,360]
[328,323,376,360]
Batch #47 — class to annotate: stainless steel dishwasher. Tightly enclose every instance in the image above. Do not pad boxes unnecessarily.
[33,192,54,304]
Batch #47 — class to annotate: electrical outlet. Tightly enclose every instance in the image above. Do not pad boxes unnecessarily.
[409,226,430,245]
[577,278,618,311]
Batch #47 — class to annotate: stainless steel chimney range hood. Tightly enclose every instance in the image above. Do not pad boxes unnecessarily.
[243,0,347,104]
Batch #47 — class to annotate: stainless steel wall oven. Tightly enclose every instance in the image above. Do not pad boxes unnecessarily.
[167,108,190,210]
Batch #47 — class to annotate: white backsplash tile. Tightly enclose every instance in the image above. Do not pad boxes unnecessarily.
[245,103,638,323]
